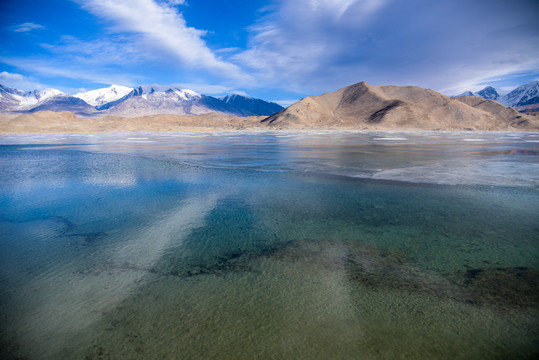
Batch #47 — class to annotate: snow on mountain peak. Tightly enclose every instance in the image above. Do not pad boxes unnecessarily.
[503,80,539,107]
[475,86,500,100]
[135,85,200,97]
[456,81,539,107]
[2,87,64,109]
[74,85,133,107]
[36,88,64,101]
[169,88,200,100]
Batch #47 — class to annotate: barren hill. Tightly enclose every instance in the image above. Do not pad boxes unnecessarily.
[262,82,538,131]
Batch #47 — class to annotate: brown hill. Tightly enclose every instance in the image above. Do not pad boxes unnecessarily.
[262,82,539,131]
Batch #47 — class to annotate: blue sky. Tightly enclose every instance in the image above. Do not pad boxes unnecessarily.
[1,0,538,105]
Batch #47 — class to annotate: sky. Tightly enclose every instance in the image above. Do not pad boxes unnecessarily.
[1,0,538,105]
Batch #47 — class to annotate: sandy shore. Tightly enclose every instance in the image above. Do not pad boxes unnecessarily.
[0,111,269,134]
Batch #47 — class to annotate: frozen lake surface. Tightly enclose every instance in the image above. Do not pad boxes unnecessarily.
[1,131,538,359]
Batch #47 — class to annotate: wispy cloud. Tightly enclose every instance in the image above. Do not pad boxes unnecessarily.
[1,33,155,88]
[234,0,388,92]
[11,22,45,33]
[0,57,143,87]
[40,35,149,66]
[77,0,250,82]
[236,0,539,95]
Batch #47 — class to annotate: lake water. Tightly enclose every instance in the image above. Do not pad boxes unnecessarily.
[1,131,538,359]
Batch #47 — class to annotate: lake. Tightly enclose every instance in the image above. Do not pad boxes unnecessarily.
[1,131,538,359]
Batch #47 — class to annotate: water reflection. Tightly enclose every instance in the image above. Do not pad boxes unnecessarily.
[0,131,538,359]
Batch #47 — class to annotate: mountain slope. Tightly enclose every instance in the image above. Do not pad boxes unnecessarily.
[220,94,284,116]
[263,82,538,131]
[29,95,97,116]
[0,84,23,111]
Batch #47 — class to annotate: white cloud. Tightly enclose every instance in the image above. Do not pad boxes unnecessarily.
[78,0,249,82]
[0,71,50,90]
[0,71,25,81]
[12,22,45,33]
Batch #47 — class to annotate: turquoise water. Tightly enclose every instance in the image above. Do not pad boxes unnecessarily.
[1,131,538,359]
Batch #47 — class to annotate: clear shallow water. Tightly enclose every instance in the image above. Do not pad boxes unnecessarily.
[0,131,538,359]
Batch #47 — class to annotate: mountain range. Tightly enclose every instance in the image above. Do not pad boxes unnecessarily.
[0,84,284,117]
[2,81,537,133]
[455,81,539,108]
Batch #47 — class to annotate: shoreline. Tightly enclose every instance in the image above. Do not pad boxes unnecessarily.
[2,129,538,136]
[1,110,537,135]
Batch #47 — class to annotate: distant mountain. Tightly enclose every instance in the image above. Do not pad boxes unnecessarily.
[0,84,64,111]
[456,86,502,101]
[100,85,239,117]
[0,83,282,117]
[263,82,537,131]
[220,94,284,116]
[4,82,539,133]
[99,85,283,117]
[74,85,133,107]
[503,81,539,107]
[456,81,539,108]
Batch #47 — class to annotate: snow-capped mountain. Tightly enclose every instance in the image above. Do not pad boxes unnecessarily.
[99,85,216,116]
[0,84,64,111]
[220,94,284,116]
[456,86,502,101]
[100,85,281,117]
[456,81,539,107]
[475,86,501,101]
[503,81,539,107]
[0,83,286,117]
[74,85,133,107]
